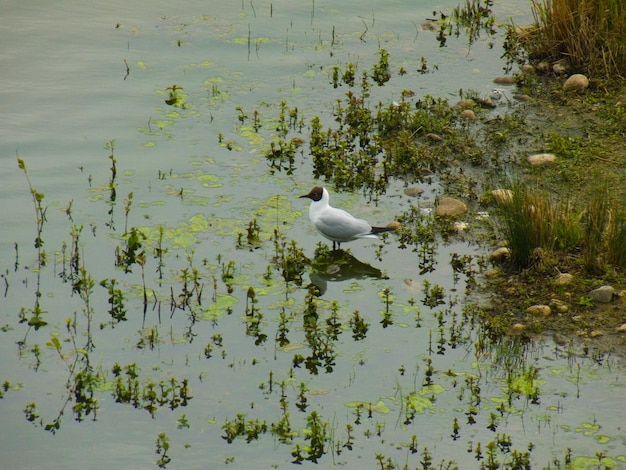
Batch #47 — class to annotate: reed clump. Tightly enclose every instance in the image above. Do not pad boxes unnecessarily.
[527,0,626,79]
[496,181,626,272]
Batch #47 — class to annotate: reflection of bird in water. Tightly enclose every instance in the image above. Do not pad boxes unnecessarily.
[307,249,385,295]
[299,186,398,250]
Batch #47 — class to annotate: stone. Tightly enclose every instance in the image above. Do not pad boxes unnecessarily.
[590,330,604,338]
[616,324,626,333]
[477,97,496,108]
[509,323,526,335]
[536,61,550,74]
[426,133,444,142]
[588,285,615,303]
[513,94,532,101]
[520,64,535,74]
[386,221,401,230]
[484,268,502,278]
[552,59,570,75]
[403,187,424,197]
[527,153,556,166]
[493,76,515,85]
[550,298,569,313]
[526,305,551,317]
[514,24,537,39]
[554,273,573,285]
[454,221,469,232]
[460,109,476,122]
[453,99,475,110]
[563,74,589,92]
[435,197,468,217]
[489,247,510,261]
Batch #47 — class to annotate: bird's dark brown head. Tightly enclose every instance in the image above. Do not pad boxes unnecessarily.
[299,186,324,202]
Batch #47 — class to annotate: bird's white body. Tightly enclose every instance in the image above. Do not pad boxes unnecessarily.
[300,186,393,249]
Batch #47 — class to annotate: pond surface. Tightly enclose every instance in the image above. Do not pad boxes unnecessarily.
[1,1,625,469]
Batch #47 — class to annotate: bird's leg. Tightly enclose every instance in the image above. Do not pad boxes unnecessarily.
[332,241,337,250]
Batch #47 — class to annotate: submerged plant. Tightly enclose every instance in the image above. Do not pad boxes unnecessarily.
[17,158,48,330]
[155,432,171,468]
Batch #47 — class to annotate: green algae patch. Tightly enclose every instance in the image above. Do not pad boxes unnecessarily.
[568,456,620,469]
[197,174,222,188]
[151,119,175,130]
[505,374,544,396]
[420,384,447,396]
[405,395,435,414]
[181,196,210,207]
[197,294,239,320]
[124,214,211,251]
[576,422,600,437]
[240,195,303,238]
[343,282,364,294]
[239,126,265,147]
[231,37,271,45]
[346,400,390,414]
[181,60,214,69]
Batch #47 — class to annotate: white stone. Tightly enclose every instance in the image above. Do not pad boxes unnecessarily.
[489,247,510,261]
[554,273,573,285]
[527,153,556,166]
[526,305,551,317]
[563,74,589,92]
[436,197,468,217]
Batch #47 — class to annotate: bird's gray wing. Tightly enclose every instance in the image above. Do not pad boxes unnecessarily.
[315,208,372,240]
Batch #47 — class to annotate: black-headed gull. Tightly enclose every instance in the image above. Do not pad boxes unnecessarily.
[299,186,397,249]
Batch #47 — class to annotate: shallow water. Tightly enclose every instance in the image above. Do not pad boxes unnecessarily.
[1,1,625,469]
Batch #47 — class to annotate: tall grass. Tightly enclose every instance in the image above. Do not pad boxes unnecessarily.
[497,181,626,272]
[496,181,558,268]
[529,0,626,78]
[580,185,611,273]
[605,205,626,269]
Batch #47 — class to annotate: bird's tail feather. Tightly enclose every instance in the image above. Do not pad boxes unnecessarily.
[370,225,397,234]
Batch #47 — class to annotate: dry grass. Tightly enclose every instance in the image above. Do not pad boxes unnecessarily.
[529,0,626,78]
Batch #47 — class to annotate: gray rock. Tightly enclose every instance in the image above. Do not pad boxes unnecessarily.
[589,285,615,303]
